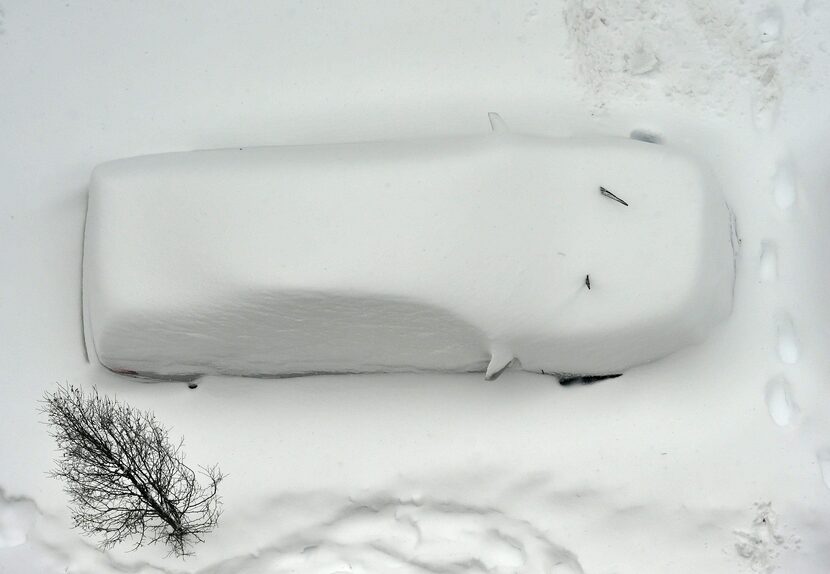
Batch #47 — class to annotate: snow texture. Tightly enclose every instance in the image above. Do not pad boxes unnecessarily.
[84,132,735,380]
[3,0,830,573]
[562,0,815,126]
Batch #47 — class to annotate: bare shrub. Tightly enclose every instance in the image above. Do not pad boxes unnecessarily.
[42,384,222,556]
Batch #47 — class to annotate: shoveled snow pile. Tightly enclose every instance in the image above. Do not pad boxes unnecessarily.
[84,130,735,380]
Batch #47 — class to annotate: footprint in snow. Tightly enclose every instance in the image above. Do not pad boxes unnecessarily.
[775,313,799,365]
[759,240,778,283]
[757,7,783,43]
[765,375,798,426]
[772,162,797,210]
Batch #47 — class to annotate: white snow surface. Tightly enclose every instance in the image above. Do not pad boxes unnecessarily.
[84,134,734,379]
[2,1,830,573]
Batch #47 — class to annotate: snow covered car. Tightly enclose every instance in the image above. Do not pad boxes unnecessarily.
[82,115,737,382]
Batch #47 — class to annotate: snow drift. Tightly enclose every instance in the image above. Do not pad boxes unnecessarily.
[82,120,736,381]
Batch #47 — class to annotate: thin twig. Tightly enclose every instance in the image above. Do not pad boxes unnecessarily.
[600,186,629,206]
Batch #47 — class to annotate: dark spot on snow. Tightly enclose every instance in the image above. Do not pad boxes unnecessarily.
[585,274,591,289]
[188,383,198,389]
[558,373,623,386]
[600,186,628,206]
[630,129,663,144]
